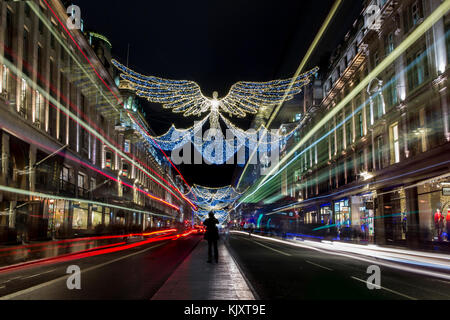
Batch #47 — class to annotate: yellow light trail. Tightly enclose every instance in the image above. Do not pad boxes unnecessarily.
[236,0,342,189]
[240,0,450,204]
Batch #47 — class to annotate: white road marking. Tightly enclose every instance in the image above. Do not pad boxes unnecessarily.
[21,269,57,280]
[306,260,333,271]
[0,242,166,300]
[250,239,292,257]
[351,276,417,300]
[0,276,23,286]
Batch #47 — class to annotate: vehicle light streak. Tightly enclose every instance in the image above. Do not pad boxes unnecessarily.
[238,23,450,206]
[0,229,178,254]
[21,1,193,209]
[0,54,182,210]
[230,231,450,280]
[237,0,342,189]
[41,0,195,202]
[240,0,450,202]
[0,229,180,274]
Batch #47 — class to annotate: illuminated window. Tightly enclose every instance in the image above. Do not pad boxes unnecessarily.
[34,90,42,125]
[390,123,400,164]
[20,78,27,115]
[0,65,8,93]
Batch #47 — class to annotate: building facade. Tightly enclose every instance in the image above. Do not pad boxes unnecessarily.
[240,0,450,249]
[0,0,190,244]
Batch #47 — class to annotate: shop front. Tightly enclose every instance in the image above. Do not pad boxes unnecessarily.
[45,199,69,238]
[380,188,407,244]
[417,176,450,242]
[72,201,89,230]
[91,205,103,229]
[319,203,332,225]
[351,194,375,242]
[104,207,111,226]
[334,198,351,238]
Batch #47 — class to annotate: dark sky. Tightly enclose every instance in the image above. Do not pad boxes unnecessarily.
[73,0,362,187]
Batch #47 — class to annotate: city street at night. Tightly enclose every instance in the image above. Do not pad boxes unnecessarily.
[0,0,450,313]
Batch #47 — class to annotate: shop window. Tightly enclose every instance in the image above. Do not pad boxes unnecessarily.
[104,208,111,226]
[91,205,103,227]
[320,205,332,225]
[72,202,88,230]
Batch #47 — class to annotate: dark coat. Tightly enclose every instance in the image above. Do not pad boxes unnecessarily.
[203,217,219,241]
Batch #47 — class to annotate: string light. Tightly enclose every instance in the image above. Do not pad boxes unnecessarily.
[112,59,317,131]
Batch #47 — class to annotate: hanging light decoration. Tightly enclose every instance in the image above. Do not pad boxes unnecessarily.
[186,185,245,224]
[112,59,318,165]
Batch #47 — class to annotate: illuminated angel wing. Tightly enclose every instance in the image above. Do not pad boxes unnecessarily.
[111,59,210,117]
[220,67,319,118]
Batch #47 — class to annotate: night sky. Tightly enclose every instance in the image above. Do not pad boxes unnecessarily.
[72,0,362,187]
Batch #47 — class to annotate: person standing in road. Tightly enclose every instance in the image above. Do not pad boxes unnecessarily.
[203,212,219,263]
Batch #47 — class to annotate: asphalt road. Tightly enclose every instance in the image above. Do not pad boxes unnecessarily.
[0,235,202,300]
[226,233,450,300]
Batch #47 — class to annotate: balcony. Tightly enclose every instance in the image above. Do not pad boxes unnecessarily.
[322,47,367,108]
[77,186,90,199]
[59,179,76,196]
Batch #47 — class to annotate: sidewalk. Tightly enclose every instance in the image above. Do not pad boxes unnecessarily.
[152,240,255,300]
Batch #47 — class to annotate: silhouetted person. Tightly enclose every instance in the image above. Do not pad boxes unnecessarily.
[203,212,219,263]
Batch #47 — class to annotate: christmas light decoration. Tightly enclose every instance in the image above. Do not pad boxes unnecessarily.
[186,185,244,224]
[127,111,300,165]
[111,59,318,131]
